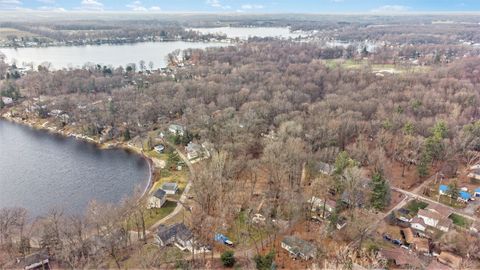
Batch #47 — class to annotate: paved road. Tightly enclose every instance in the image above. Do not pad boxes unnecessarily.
[148,141,194,232]
[391,186,479,223]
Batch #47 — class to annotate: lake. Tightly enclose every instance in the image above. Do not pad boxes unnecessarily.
[0,41,224,69]
[188,27,309,40]
[0,120,150,217]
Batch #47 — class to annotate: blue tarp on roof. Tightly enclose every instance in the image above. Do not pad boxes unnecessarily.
[459,191,472,200]
[439,185,449,192]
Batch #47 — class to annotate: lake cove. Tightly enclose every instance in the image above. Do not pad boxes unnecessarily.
[0,120,150,217]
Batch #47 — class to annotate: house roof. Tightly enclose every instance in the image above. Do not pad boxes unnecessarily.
[162,182,178,191]
[169,124,184,132]
[153,189,166,199]
[282,236,316,257]
[308,196,337,210]
[438,251,462,269]
[411,217,427,227]
[413,238,429,252]
[402,228,415,244]
[186,142,202,153]
[475,187,480,193]
[426,204,451,218]
[23,252,49,268]
[157,223,192,243]
[379,248,422,267]
[317,162,335,175]
[459,191,471,200]
[418,209,442,222]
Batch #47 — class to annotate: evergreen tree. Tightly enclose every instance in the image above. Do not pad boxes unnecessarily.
[221,250,235,267]
[370,171,390,210]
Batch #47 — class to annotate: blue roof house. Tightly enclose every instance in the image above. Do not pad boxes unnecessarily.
[475,188,480,197]
[439,185,449,196]
[458,191,472,203]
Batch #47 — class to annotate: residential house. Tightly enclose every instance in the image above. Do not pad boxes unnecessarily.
[317,162,335,176]
[148,189,166,209]
[281,236,316,260]
[308,196,337,219]
[155,223,194,251]
[438,251,462,269]
[168,124,185,136]
[413,238,430,254]
[154,144,165,153]
[439,185,449,196]
[458,191,472,203]
[341,178,369,207]
[393,208,412,223]
[410,217,427,232]
[474,187,480,198]
[336,216,347,230]
[1,96,13,105]
[416,204,452,232]
[417,209,452,232]
[379,248,422,268]
[161,182,179,195]
[185,142,203,160]
[468,167,480,181]
[14,252,50,270]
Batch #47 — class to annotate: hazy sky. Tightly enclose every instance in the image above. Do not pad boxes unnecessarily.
[0,0,479,13]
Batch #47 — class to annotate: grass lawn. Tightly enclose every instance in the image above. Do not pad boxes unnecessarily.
[405,200,428,215]
[449,213,472,228]
[144,201,178,228]
[151,169,189,196]
[227,211,268,246]
[437,195,465,209]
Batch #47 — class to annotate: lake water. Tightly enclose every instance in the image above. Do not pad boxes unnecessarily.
[188,27,309,40]
[0,41,224,69]
[0,120,150,217]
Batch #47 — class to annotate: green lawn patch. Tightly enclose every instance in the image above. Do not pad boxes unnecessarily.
[144,201,177,228]
[227,211,268,247]
[449,213,472,228]
[405,200,428,215]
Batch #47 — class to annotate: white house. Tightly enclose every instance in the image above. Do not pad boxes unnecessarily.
[308,196,337,219]
[161,182,179,195]
[416,204,452,232]
[410,217,427,232]
[148,189,166,209]
[185,142,203,160]
[169,124,185,136]
[1,96,13,105]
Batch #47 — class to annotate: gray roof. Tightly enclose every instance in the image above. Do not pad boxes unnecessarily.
[317,162,335,175]
[153,189,166,199]
[162,182,178,191]
[186,142,202,152]
[169,124,185,132]
[157,223,193,243]
[282,236,316,257]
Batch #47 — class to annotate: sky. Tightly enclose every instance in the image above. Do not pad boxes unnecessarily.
[0,0,479,13]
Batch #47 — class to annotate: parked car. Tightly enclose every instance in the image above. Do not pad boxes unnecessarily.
[392,239,403,245]
[383,234,392,241]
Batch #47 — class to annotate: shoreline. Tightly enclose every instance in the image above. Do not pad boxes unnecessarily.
[0,113,156,200]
